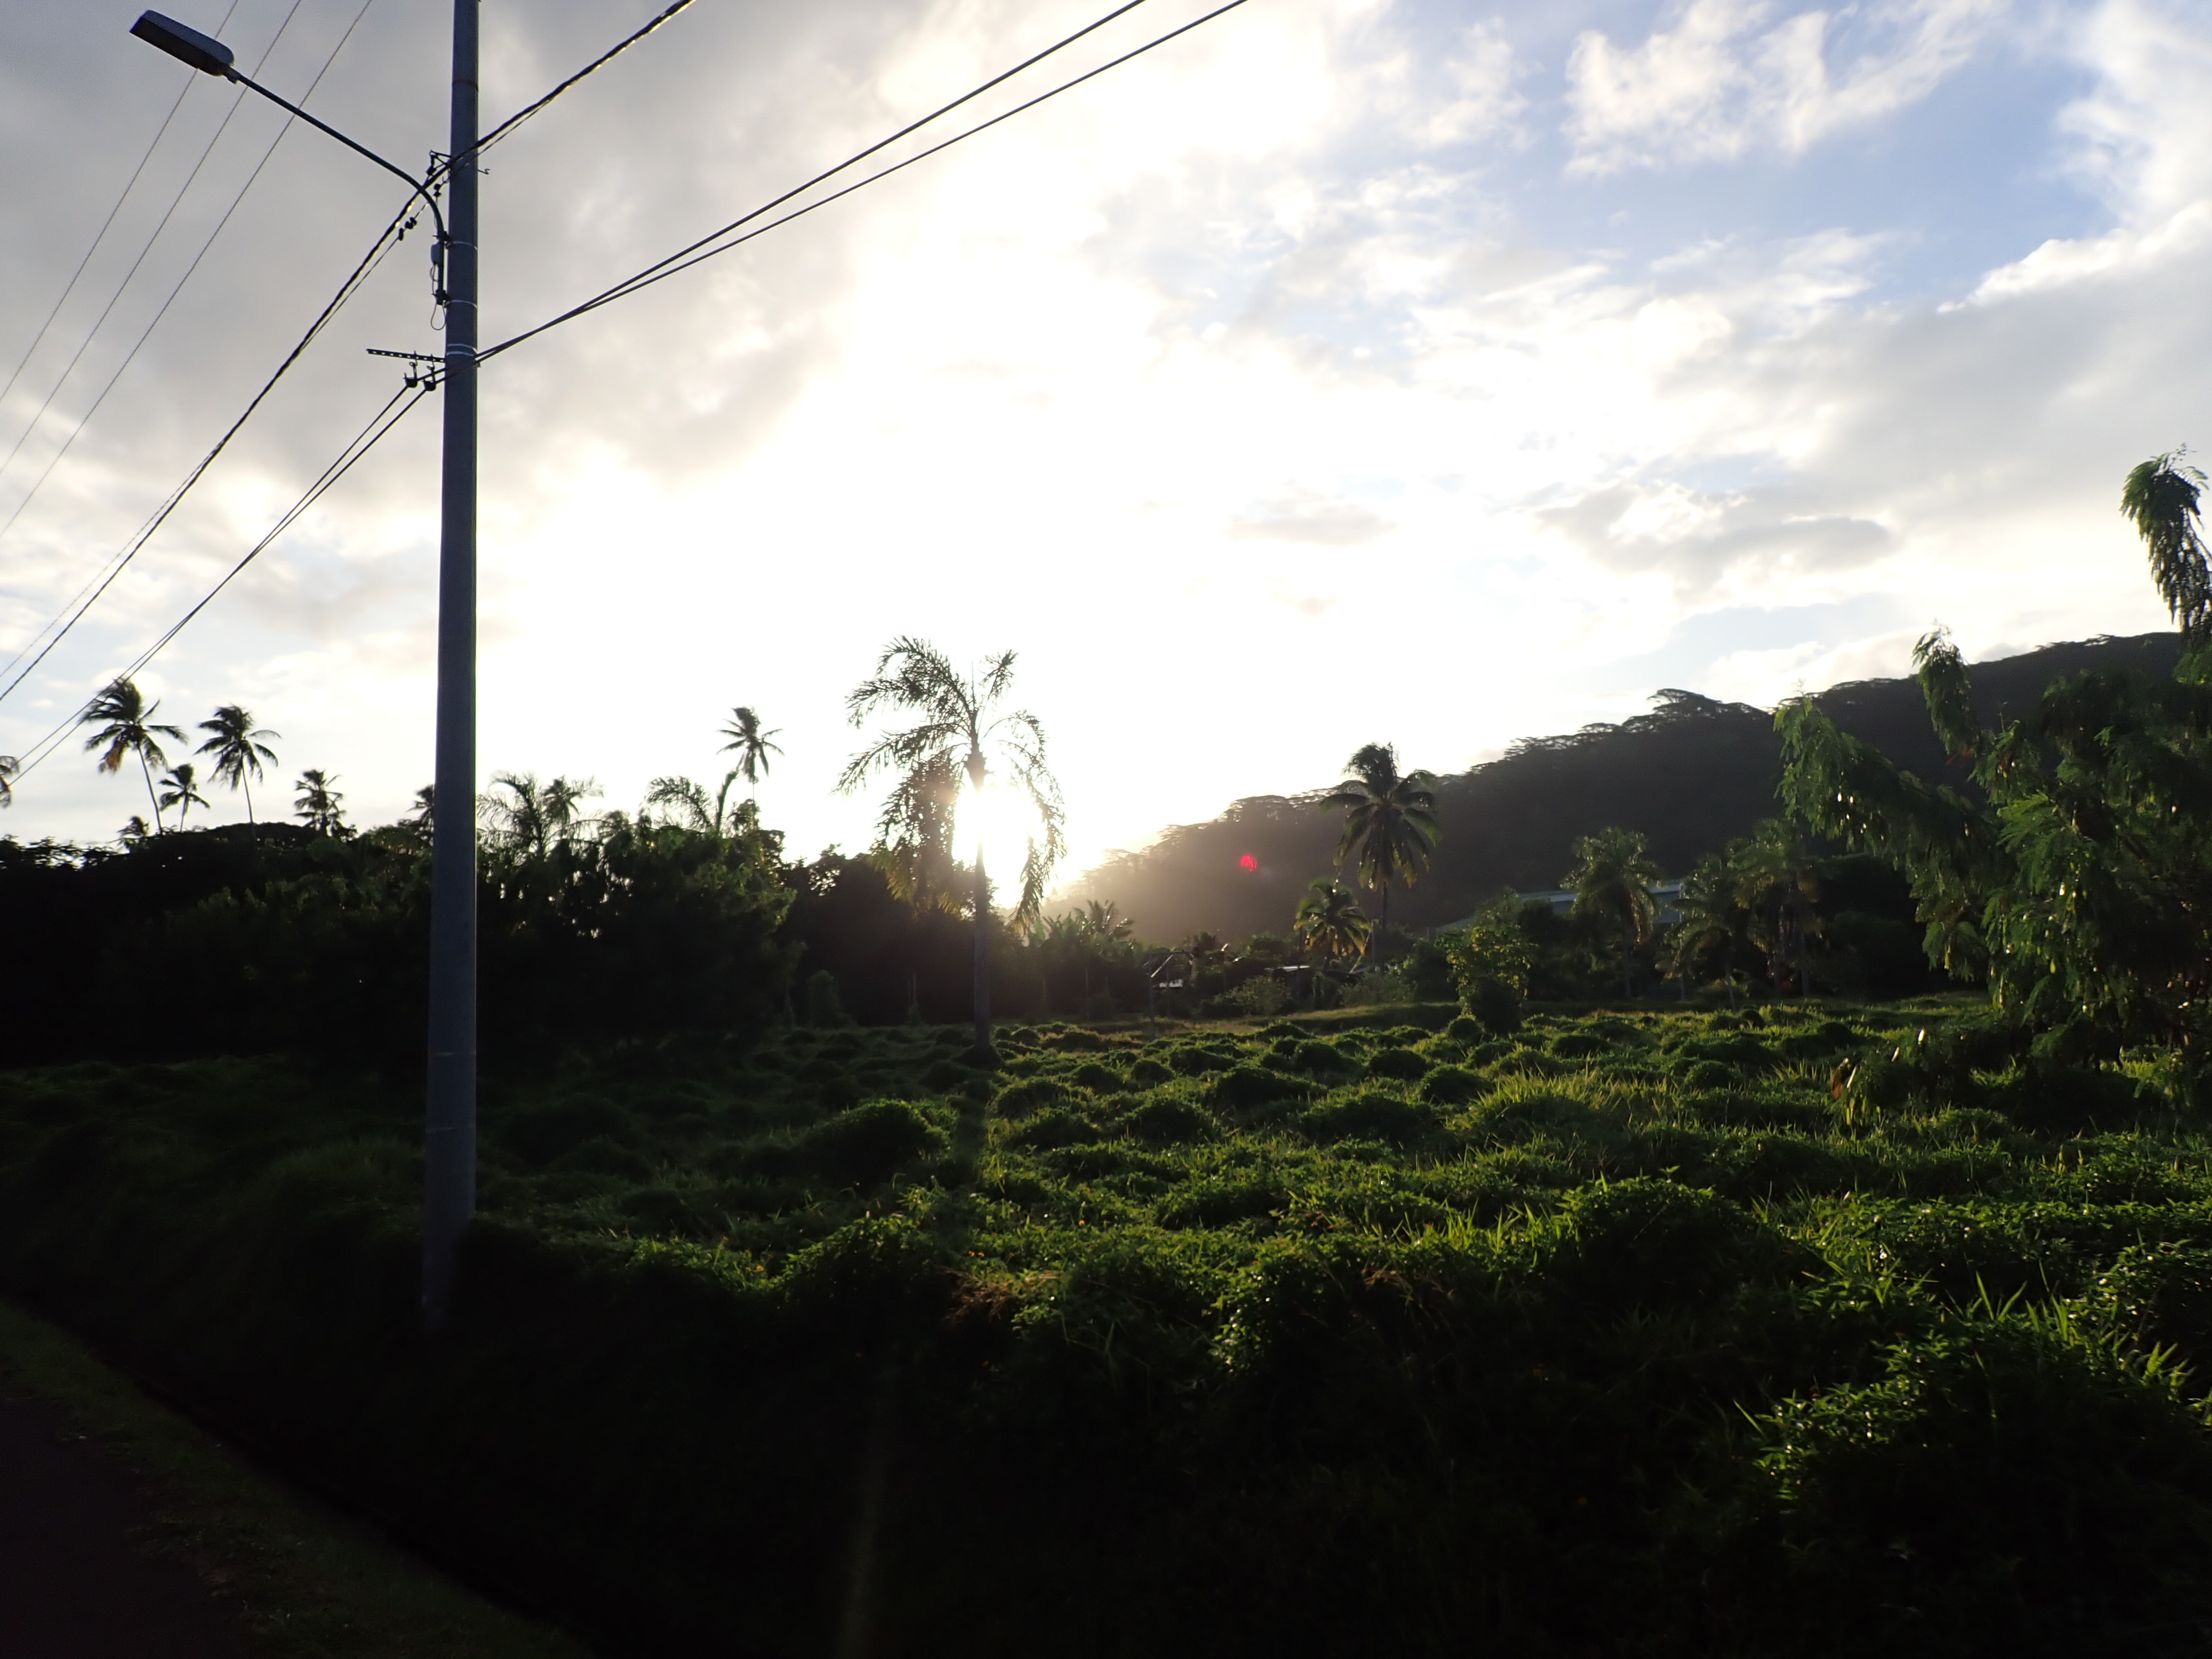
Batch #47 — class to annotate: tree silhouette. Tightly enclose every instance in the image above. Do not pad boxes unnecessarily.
[719,706,784,797]
[1318,742,1439,961]
[1083,899,1134,941]
[195,704,280,837]
[294,769,346,836]
[157,763,210,830]
[2121,452,2211,645]
[1295,877,1372,966]
[405,785,435,846]
[0,754,17,811]
[839,639,1065,1051]
[1566,825,1660,999]
[80,677,185,831]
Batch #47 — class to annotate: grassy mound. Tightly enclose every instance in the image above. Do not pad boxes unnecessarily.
[3,1003,2211,1655]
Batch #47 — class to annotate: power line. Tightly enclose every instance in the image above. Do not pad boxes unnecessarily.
[475,0,698,161]
[0,0,312,492]
[0,0,701,712]
[12,380,433,780]
[484,0,1252,363]
[0,205,412,706]
[0,1,244,416]
[0,0,379,547]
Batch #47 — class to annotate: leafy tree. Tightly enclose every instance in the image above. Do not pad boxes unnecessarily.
[1318,742,1439,959]
[294,770,347,837]
[1439,919,1533,1032]
[1567,825,1660,999]
[194,705,279,836]
[1295,877,1372,965]
[1778,451,2212,1066]
[156,763,209,830]
[719,706,784,797]
[80,676,185,831]
[838,639,1066,1050]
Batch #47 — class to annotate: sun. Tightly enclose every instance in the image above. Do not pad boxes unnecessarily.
[956,781,1040,872]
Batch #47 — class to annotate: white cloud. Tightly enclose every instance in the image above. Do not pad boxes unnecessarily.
[1564,0,2009,174]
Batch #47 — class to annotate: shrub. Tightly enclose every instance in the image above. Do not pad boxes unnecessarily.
[1417,1066,1489,1106]
[1365,1046,1431,1082]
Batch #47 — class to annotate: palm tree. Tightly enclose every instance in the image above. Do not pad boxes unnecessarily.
[157,763,209,829]
[1083,899,1134,942]
[1670,850,1748,1006]
[1730,818,1820,997]
[1566,825,1660,999]
[405,784,435,846]
[294,769,346,836]
[838,639,1066,1051]
[81,676,186,831]
[643,768,748,837]
[194,704,280,836]
[2121,452,2211,645]
[1295,877,1373,965]
[0,754,17,810]
[719,706,784,798]
[1318,742,1439,962]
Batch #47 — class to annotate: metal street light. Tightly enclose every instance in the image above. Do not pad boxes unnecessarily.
[131,6,481,1332]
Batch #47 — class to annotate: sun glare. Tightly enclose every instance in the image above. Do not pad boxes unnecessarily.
[956,781,1037,872]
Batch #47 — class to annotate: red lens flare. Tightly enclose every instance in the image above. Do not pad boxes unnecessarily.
[1239,854,1258,872]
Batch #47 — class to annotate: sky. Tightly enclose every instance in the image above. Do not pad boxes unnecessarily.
[0,0,2206,885]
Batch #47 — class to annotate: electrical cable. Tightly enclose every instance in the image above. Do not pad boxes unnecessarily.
[474,0,697,161]
[481,0,1162,359]
[0,0,310,488]
[486,0,1251,363]
[0,204,411,705]
[0,1,244,416]
[0,0,379,547]
[0,0,695,704]
[11,380,431,779]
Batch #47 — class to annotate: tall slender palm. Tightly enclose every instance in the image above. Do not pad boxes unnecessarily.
[1295,877,1373,969]
[1566,825,1660,999]
[719,706,784,799]
[0,754,17,810]
[839,639,1066,1051]
[2121,452,2212,645]
[294,769,346,836]
[80,676,185,831]
[195,704,280,836]
[1318,742,1439,962]
[157,763,209,829]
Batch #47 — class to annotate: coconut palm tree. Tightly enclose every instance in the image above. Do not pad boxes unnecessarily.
[194,705,280,836]
[80,676,186,830]
[157,763,209,829]
[1318,742,1439,962]
[1295,877,1373,964]
[294,769,346,836]
[1566,826,1660,999]
[838,639,1066,1051]
[405,784,436,846]
[2121,452,2211,646]
[719,706,784,797]
[0,754,17,810]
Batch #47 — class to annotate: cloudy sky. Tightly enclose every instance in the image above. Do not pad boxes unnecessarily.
[0,0,2204,879]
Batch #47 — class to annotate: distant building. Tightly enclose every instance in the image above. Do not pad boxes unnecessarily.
[1439,879,1686,933]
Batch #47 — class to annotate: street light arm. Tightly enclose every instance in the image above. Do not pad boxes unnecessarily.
[129,11,445,242]
[225,69,448,243]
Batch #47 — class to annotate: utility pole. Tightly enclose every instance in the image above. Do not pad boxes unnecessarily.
[123,7,479,1332]
[422,0,479,1334]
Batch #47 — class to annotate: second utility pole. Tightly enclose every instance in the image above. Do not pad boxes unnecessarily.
[422,0,478,1334]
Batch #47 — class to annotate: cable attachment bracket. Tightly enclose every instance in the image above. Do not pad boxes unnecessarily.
[366,347,445,391]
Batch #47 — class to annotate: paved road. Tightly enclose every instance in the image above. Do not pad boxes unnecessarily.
[0,1385,247,1658]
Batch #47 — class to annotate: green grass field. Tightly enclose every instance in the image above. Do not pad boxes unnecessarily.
[5,1000,2212,1655]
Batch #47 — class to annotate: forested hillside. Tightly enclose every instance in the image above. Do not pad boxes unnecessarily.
[1063,633,2183,942]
